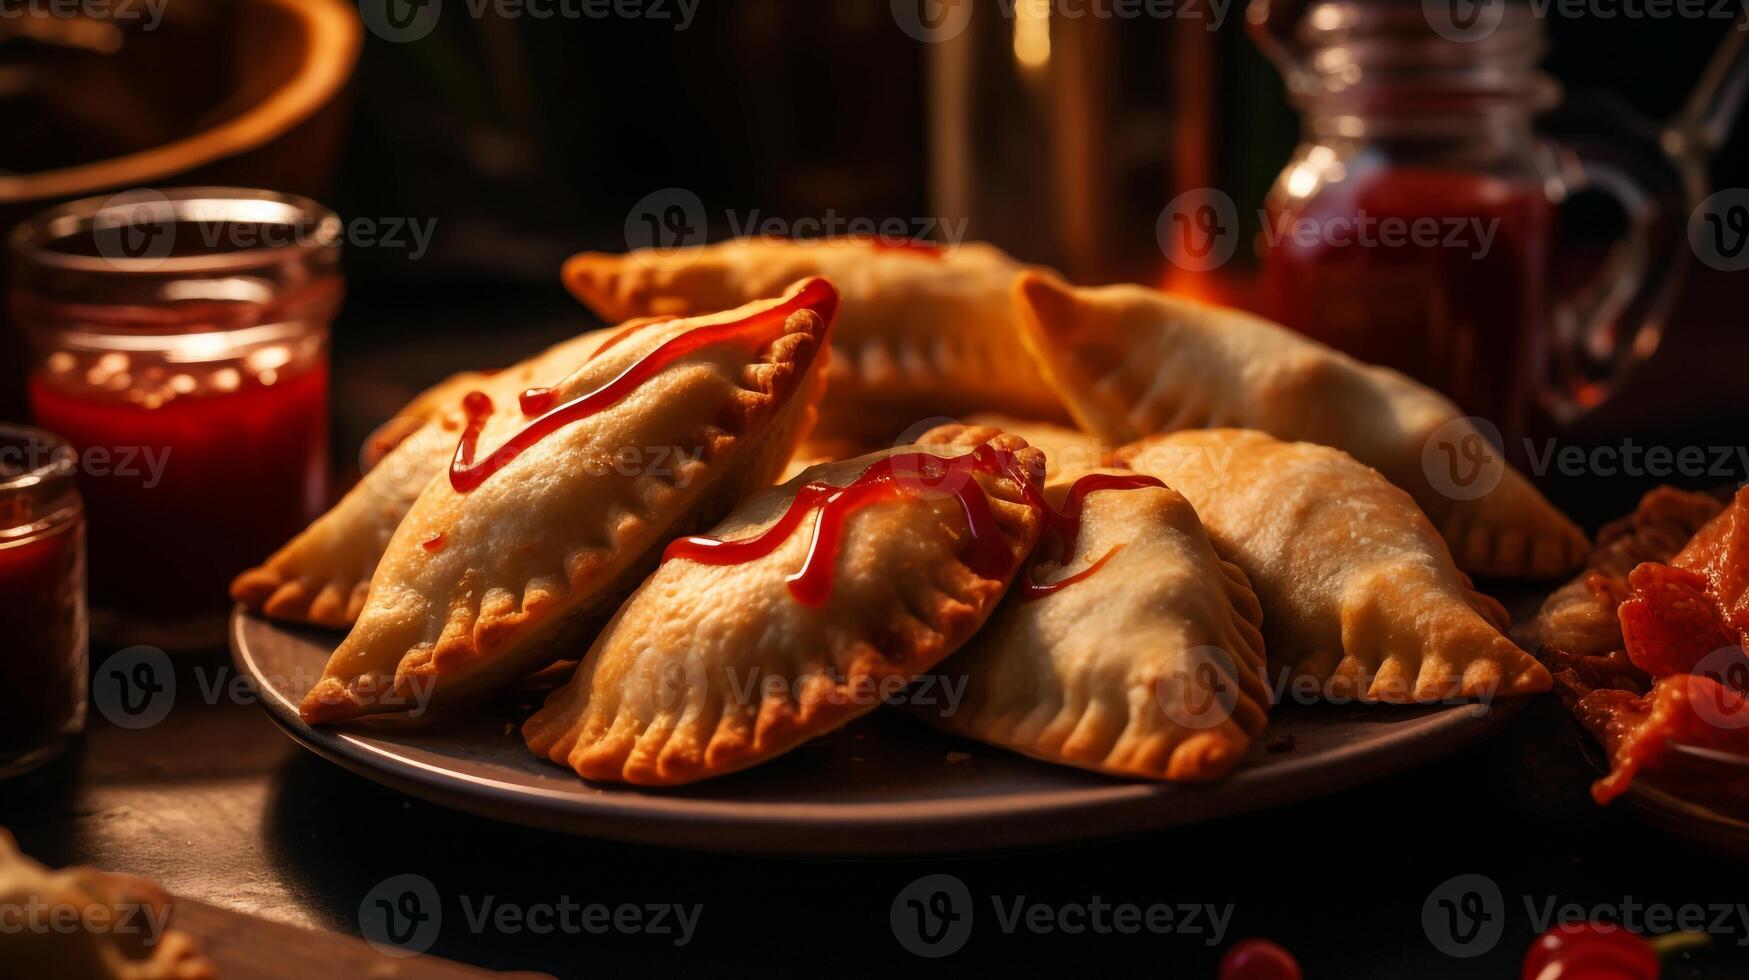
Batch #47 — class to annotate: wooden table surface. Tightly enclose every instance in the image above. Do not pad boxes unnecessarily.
[3,642,1745,979]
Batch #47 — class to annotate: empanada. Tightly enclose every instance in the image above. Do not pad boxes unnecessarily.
[299,279,838,723]
[1015,273,1587,579]
[563,238,1066,440]
[1118,430,1551,702]
[919,469,1269,781]
[963,413,1112,483]
[523,424,1047,785]
[232,325,619,627]
[0,829,214,980]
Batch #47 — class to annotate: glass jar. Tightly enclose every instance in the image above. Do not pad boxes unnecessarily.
[9,188,341,649]
[1249,0,1703,440]
[0,424,86,778]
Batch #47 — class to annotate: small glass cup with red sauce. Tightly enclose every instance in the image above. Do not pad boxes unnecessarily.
[9,188,340,648]
[0,424,86,778]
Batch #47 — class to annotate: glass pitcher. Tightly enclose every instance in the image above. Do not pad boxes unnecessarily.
[1249,0,1746,439]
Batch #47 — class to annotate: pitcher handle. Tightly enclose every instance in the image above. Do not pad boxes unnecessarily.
[1540,134,1690,423]
[1541,17,1748,423]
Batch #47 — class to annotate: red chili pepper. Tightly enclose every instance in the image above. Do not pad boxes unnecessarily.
[1218,938,1302,980]
[1522,922,1659,980]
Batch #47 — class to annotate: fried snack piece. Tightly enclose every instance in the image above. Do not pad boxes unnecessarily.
[920,469,1269,781]
[523,425,1046,784]
[301,280,836,722]
[0,829,214,980]
[1119,429,1550,702]
[563,238,1065,440]
[1014,273,1587,578]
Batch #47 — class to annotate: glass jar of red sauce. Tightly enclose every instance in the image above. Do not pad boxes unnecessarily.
[1249,0,1696,441]
[9,189,339,648]
[0,424,86,778]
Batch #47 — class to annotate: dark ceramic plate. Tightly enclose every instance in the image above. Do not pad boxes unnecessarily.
[232,607,1533,855]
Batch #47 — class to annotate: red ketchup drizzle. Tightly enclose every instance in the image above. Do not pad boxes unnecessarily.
[1021,473,1166,602]
[664,444,1042,606]
[518,387,556,416]
[448,278,837,493]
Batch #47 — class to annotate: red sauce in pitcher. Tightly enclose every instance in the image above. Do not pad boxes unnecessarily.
[1260,167,1552,428]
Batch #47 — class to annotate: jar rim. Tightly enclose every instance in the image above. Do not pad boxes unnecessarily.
[7,187,342,277]
[0,423,79,495]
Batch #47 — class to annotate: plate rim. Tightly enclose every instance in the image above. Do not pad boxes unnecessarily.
[233,607,1529,853]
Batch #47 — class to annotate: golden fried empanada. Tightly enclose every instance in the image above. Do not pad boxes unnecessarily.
[523,425,1047,785]
[919,469,1269,781]
[0,829,214,980]
[1015,273,1586,579]
[232,326,619,627]
[563,238,1065,440]
[1119,430,1551,702]
[299,279,838,722]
